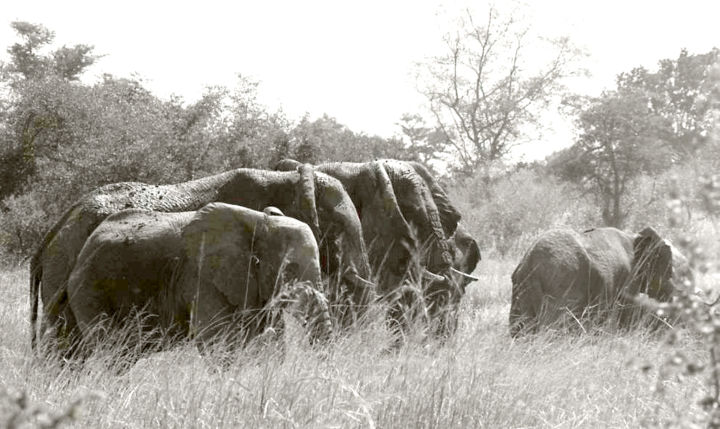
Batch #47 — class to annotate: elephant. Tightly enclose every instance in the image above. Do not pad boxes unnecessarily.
[403,162,481,288]
[447,223,482,289]
[509,226,691,336]
[275,158,479,335]
[31,166,372,352]
[65,203,332,360]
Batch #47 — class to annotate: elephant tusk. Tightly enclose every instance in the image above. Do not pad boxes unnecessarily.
[422,269,445,283]
[450,267,479,282]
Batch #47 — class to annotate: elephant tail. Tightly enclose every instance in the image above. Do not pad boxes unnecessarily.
[29,252,41,351]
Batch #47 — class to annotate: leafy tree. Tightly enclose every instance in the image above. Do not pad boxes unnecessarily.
[283,114,414,165]
[617,48,720,157]
[549,90,672,227]
[410,5,581,176]
[0,21,100,197]
[397,113,446,166]
[2,21,98,84]
[204,75,291,171]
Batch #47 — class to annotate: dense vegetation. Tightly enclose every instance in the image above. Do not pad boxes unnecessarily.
[1,18,718,261]
[1,8,720,427]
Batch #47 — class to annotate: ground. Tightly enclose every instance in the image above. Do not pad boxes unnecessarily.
[0,259,710,428]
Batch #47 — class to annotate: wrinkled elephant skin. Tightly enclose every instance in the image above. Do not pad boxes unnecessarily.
[66,203,330,358]
[509,226,690,336]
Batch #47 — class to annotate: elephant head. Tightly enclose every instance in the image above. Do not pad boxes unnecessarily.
[629,227,690,303]
[180,202,326,348]
[405,162,480,289]
[447,224,482,289]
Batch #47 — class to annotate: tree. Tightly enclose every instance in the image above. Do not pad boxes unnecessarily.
[2,21,98,84]
[204,75,291,171]
[410,5,581,176]
[549,90,672,227]
[0,21,100,197]
[617,48,720,158]
[283,114,414,165]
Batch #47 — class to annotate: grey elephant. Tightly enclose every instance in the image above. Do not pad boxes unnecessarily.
[275,159,479,335]
[405,161,481,288]
[31,166,372,352]
[509,226,690,336]
[65,203,332,360]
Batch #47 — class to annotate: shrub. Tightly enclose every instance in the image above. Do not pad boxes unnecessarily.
[0,191,47,261]
[450,166,598,258]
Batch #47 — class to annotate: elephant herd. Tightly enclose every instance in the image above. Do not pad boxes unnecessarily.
[28,158,692,366]
[29,159,480,362]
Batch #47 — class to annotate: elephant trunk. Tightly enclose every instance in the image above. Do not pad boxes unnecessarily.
[297,164,321,242]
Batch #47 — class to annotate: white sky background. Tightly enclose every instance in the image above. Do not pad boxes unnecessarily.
[2,0,719,161]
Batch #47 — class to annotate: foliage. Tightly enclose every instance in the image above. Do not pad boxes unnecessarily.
[1,21,99,85]
[1,387,94,428]
[0,23,416,257]
[634,174,720,428]
[549,89,673,227]
[617,48,720,158]
[409,5,581,176]
[0,191,46,259]
[449,165,597,257]
[548,47,720,228]
[277,114,414,166]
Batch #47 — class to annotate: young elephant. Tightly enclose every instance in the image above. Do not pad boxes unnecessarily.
[509,226,690,336]
[65,203,332,360]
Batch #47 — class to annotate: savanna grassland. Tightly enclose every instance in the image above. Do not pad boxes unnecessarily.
[1,17,720,428]
[2,240,717,428]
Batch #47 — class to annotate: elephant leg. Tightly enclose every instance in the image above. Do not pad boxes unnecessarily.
[385,284,428,343]
[67,278,115,360]
[40,272,83,359]
[537,285,588,332]
[510,276,549,336]
[39,210,101,348]
[192,290,248,360]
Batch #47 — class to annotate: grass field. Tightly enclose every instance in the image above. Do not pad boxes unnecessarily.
[0,257,712,428]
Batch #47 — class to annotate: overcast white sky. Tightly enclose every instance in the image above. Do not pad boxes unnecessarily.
[2,0,719,160]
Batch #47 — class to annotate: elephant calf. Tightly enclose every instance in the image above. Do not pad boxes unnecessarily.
[65,203,332,360]
[509,226,690,336]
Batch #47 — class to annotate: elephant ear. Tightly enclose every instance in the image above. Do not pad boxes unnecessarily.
[408,161,461,237]
[363,162,415,278]
[381,160,453,273]
[632,226,673,298]
[297,164,321,242]
[182,202,264,310]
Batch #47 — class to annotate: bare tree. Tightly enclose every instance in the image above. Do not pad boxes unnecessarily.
[413,5,581,176]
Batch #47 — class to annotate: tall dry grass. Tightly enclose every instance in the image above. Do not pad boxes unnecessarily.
[0,251,714,428]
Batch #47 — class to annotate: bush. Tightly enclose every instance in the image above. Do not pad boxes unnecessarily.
[449,166,598,258]
[0,191,48,261]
